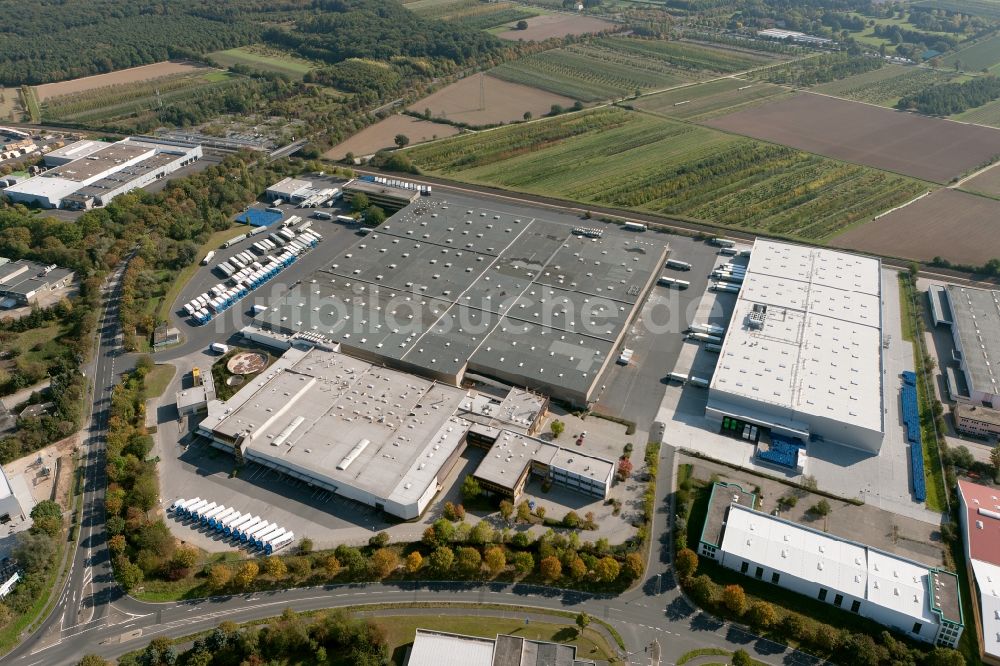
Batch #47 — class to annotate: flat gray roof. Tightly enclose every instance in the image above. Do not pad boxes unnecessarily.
[700,482,756,548]
[954,402,1000,427]
[0,260,73,296]
[44,143,153,182]
[201,346,470,507]
[258,193,667,401]
[948,285,1000,397]
[69,152,178,200]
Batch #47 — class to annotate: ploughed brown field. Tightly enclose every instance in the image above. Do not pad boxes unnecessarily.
[408,74,575,126]
[958,163,1000,197]
[704,92,1000,184]
[497,14,616,41]
[833,189,1000,265]
[324,114,459,160]
[34,61,212,101]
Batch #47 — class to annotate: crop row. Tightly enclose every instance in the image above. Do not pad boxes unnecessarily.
[816,66,955,106]
[42,73,223,120]
[600,37,777,72]
[406,108,923,241]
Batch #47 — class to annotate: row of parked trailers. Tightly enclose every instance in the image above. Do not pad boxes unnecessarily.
[169,498,294,554]
[368,175,432,195]
[183,228,323,324]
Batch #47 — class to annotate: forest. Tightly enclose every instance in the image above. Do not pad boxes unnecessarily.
[897,75,1000,114]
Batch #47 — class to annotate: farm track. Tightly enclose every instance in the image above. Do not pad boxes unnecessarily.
[355,166,1000,288]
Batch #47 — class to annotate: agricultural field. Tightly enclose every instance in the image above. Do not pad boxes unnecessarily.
[404,107,926,241]
[496,13,616,40]
[32,61,211,102]
[812,65,958,107]
[952,96,1000,128]
[915,0,1000,20]
[39,69,238,125]
[958,162,1000,197]
[941,34,1000,72]
[324,114,460,160]
[405,0,538,30]
[491,38,780,102]
[833,189,1000,265]
[633,78,792,120]
[408,74,574,126]
[208,46,315,79]
[705,92,1000,184]
[0,87,20,122]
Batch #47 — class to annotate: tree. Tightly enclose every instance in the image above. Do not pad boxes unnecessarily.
[323,554,341,576]
[365,206,386,226]
[540,555,562,581]
[562,511,580,528]
[594,556,620,582]
[31,499,61,521]
[298,537,314,554]
[116,558,144,592]
[461,475,481,501]
[456,546,482,574]
[108,534,127,555]
[470,520,494,545]
[394,134,410,149]
[688,574,715,605]
[675,548,698,582]
[406,550,423,573]
[569,556,588,580]
[369,532,390,548]
[523,111,532,121]
[810,499,831,517]
[443,501,460,521]
[517,19,529,30]
[923,647,966,666]
[731,649,752,666]
[624,552,643,579]
[513,551,534,575]
[208,564,232,591]
[550,419,565,439]
[550,104,564,116]
[484,546,506,575]
[370,548,399,578]
[234,561,259,589]
[499,500,514,523]
[991,443,1000,475]
[263,556,287,579]
[576,612,590,631]
[516,501,531,523]
[722,584,748,615]
[747,601,778,629]
[617,456,633,481]
[534,505,546,520]
[352,192,370,212]
[77,657,111,666]
[430,546,455,572]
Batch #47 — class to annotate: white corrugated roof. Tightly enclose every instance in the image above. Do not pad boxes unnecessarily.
[721,506,939,626]
[709,239,883,437]
[722,504,867,598]
[971,560,1000,659]
[407,629,495,666]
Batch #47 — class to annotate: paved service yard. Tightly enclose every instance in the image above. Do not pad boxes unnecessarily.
[593,235,726,438]
[657,267,941,525]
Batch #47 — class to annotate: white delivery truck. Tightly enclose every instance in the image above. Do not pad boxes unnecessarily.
[210,343,229,354]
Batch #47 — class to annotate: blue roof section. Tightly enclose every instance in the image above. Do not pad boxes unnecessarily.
[237,209,282,227]
[755,434,803,469]
[900,372,926,502]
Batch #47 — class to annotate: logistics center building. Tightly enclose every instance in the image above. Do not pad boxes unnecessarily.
[197,344,614,519]
[943,285,1000,409]
[3,137,201,209]
[257,194,668,406]
[957,479,1000,665]
[705,239,885,453]
[701,483,963,648]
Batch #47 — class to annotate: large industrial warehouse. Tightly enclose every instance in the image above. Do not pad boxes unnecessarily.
[942,285,1000,409]
[3,137,201,209]
[705,239,885,453]
[197,344,614,519]
[257,194,668,406]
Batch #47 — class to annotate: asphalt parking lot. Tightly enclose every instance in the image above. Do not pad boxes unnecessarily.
[593,236,735,435]
[160,205,363,359]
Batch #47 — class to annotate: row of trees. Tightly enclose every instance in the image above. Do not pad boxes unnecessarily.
[897,75,1000,115]
[83,608,389,666]
[0,500,65,634]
